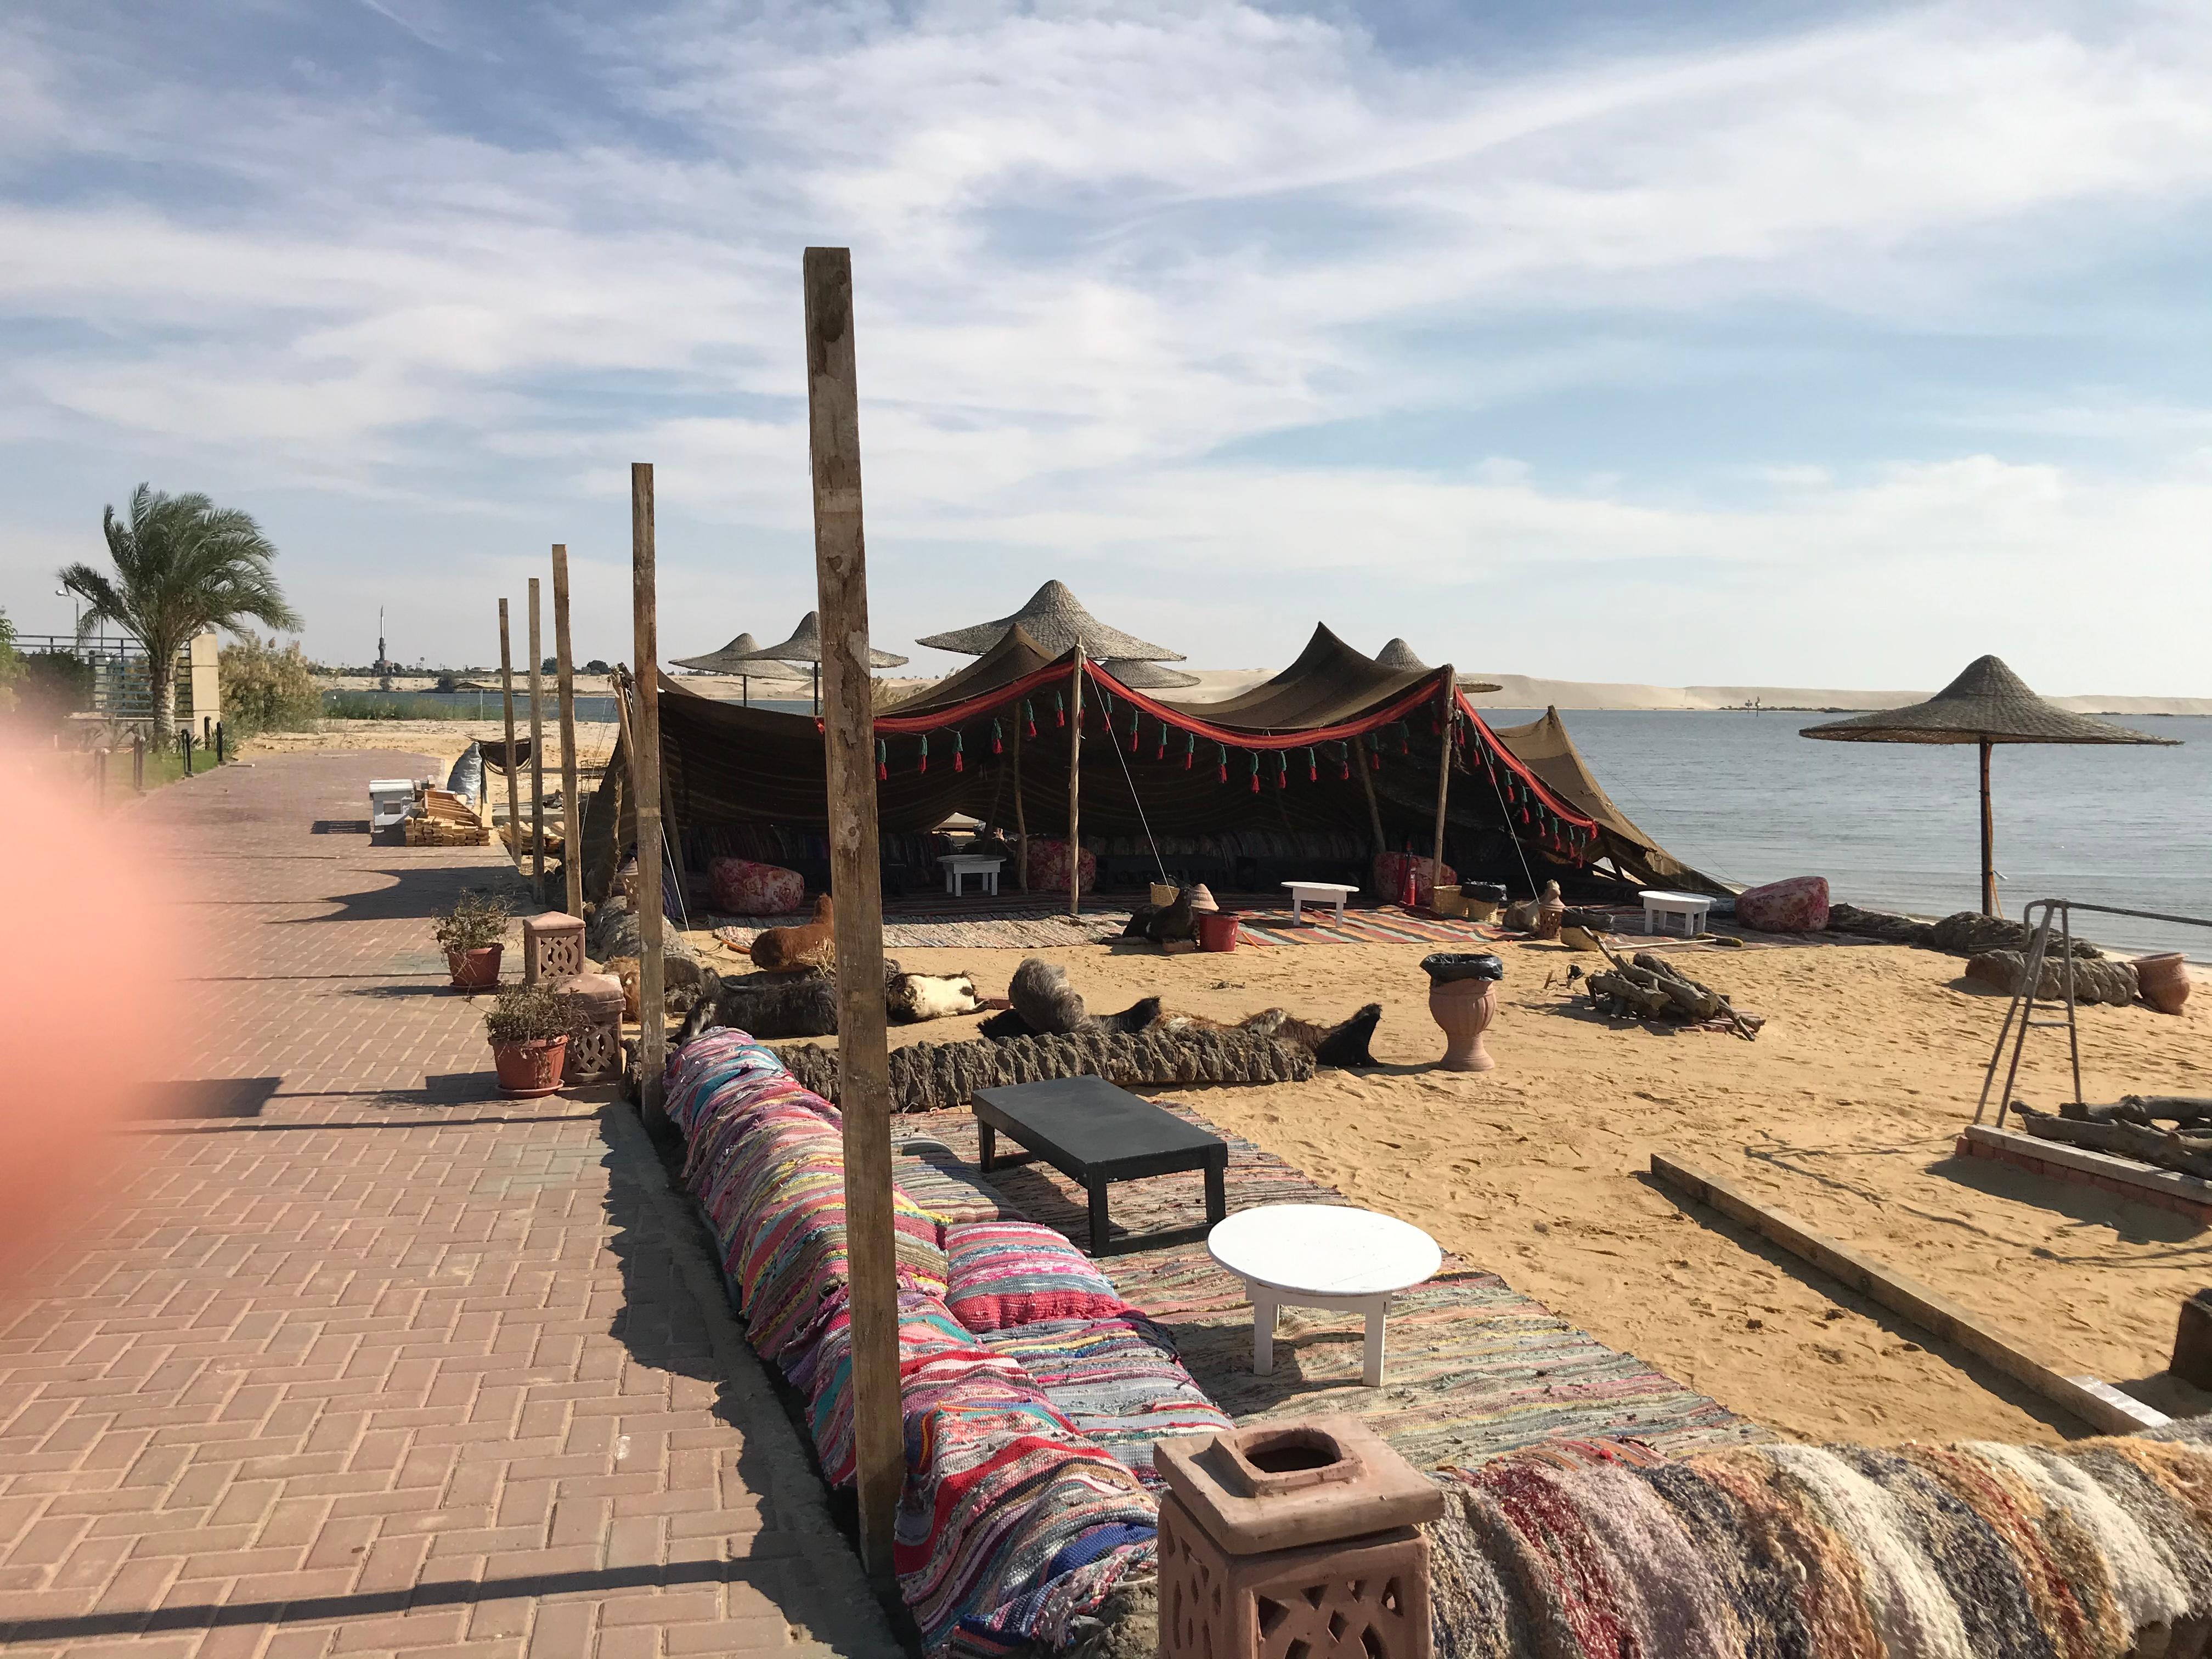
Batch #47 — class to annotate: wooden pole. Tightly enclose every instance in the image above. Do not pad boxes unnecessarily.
[631,464,668,1131]
[1012,720,1029,893]
[1067,650,1085,917]
[498,601,521,863]
[802,245,900,1587]
[528,577,546,890]
[1357,733,1387,861]
[552,545,583,917]
[1430,673,1454,907]
[1979,739,1996,918]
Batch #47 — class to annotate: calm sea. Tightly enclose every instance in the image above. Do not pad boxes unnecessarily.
[1491,709,2210,962]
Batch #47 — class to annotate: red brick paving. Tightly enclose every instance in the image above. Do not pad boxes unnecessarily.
[0,754,895,1659]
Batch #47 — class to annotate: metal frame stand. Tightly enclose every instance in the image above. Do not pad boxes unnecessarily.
[1976,898,2211,1127]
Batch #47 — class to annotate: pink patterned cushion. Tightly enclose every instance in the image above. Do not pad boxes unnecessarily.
[709,857,806,916]
[1022,839,1097,896]
[944,1220,1132,1334]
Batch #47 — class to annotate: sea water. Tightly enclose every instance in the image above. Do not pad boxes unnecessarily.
[1489,709,2211,962]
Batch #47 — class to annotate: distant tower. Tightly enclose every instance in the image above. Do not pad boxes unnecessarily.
[376,607,392,692]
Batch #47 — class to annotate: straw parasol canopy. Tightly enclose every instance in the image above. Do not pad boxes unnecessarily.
[1375,637,1428,671]
[723,610,909,712]
[916,580,1184,662]
[1802,654,2177,916]
[670,633,808,679]
[1100,658,1201,689]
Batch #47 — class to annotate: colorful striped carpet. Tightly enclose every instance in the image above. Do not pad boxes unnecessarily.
[896,1105,1766,1468]
[710,901,1506,952]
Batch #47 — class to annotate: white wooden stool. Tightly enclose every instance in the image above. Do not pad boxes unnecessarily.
[1281,881,1357,924]
[1640,889,1714,937]
[940,854,1005,896]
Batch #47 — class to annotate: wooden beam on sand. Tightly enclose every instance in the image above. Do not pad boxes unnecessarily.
[630,464,668,1132]
[1649,1153,2169,1436]
[528,576,546,890]
[551,545,582,917]
[802,245,900,1585]
[497,600,521,861]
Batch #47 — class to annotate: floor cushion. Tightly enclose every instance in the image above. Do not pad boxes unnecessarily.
[945,1220,1132,1334]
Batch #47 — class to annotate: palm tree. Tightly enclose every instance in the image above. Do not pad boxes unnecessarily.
[60,485,303,743]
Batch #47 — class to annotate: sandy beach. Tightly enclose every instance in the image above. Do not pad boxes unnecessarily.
[716,928,2212,1447]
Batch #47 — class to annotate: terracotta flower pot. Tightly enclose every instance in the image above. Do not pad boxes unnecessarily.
[492,1036,568,1098]
[1428,978,1498,1072]
[447,944,503,990]
[2137,953,2192,1016]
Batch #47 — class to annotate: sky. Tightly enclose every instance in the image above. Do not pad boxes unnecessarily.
[3,0,2209,692]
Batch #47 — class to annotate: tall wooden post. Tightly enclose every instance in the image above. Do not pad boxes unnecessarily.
[1066,651,1085,917]
[1430,674,1454,908]
[498,601,521,862]
[1979,739,1996,918]
[802,245,900,1585]
[631,465,668,1130]
[552,545,583,917]
[528,577,546,889]
[1012,720,1029,893]
[1356,734,1386,859]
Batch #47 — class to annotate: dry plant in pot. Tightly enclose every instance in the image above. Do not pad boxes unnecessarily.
[432,892,509,989]
[483,984,590,1098]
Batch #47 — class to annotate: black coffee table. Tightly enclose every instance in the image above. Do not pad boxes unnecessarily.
[972,1076,1228,1256]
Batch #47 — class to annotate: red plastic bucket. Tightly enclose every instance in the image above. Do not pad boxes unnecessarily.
[1197,912,1240,952]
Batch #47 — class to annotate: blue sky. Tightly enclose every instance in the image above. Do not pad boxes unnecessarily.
[3,0,2209,692]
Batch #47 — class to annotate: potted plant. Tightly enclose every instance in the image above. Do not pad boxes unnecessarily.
[483,983,586,1097]
[433,892,509,989]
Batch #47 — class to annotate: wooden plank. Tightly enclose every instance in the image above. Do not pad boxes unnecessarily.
[1068,650,1084,917]
[528,575,546,889]
[551,544,583,917]
[802,244,900,1586]
[631,463,667,1130]
[1649,1153,2169,1435]
[497,600,521,862]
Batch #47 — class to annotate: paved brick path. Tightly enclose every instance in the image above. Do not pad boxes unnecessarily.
[0,754,895,1659]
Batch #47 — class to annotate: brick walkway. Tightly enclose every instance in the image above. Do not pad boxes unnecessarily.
[0,753,896,1659]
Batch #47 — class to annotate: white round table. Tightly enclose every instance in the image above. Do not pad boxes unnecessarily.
[1207,1203,1442,1387]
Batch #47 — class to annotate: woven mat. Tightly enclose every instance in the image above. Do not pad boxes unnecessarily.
[898,1105,1767,1469]
[709,901,1507,952]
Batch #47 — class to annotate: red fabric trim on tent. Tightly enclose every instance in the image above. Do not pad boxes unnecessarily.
[1455,689,1598,835]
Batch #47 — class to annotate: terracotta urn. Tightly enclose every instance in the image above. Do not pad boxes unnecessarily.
[447,944,503,990]
[492,1036,568,1098]
[1536,879,1565,942]
[2137,953,2192,1016]
[1420,952,1503,1073]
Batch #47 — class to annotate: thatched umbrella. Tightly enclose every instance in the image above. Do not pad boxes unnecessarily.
[1100,658,1200,689]
[725,611,909,712]
[1375,637,1428,671]
[916,580,1184,662]
[1802,654,2177,916]
[669,632,807,706]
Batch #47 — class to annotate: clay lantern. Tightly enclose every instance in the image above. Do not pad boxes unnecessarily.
[1155,1418,1443,1659]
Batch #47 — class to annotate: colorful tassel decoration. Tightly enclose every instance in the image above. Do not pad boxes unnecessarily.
[1277,752,1288,789]
[918,733,929,774]
[952,731,964,772]
[1128,710,1141,752]
[990,719,1003,755]
[876,739,887,782]
[1339,742,1351,781]
[1054,692,1065,728]
[1306,747,1318,782]
[1024,699,1037,738]
[1250,752,1261,793]
[1157,721,1168,761]
[1184,732,1195,770]
[1217,743,1228,783]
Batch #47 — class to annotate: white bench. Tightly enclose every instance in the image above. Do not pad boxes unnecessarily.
[1282,881,1357,923]
[1640,889,1714,937]
[941,854,1005,897]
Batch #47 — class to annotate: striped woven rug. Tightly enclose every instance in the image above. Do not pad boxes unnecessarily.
[896,1104,1767,1469]
[709,901,1505,952]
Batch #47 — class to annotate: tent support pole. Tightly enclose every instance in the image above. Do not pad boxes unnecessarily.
[551,545,583,917]
[528,578,545,890]
[1430,673,1453,909]
[1013,721,1028,892]
[1068,650,1085,917]
[1980,739,1996,918]
[498,601,521,865]
[630,464,668,1134]
[803,245,900,1588]
[1357,732,1386,860]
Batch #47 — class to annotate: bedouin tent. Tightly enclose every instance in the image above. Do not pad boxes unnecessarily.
[1484,707,1726,891]
[581,623,1720,903]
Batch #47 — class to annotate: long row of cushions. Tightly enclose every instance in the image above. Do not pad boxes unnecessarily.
[663,1029,1228,1654]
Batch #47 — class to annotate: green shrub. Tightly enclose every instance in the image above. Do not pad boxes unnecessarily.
[432,892,510,953]
[323,691,451,719]
[221,631,321,735]
[0,608,23,713]
[484,983,590,1046]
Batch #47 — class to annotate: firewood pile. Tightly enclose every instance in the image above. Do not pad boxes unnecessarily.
[1583,940,1763,1040]
[2015,1097,2212,1180]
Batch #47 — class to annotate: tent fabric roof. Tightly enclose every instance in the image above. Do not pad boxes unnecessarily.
[1158,624,1428,731]
[1484,706,1725,893]
[725,611,909,669]
[915,580,1184,661]
[670,633,808,678]
[1801,656,2176,747]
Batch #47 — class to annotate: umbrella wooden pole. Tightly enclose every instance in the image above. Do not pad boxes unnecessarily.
[1068,651,1085,917]
[1430,675,1453,907]
[1012,720,1029,893]
[803,245,900,1587]
[498,601,520,862]
[630,464,668,1132]
[1980,739,1996,918]
[551,546,582,917]
[528,578,545,890]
